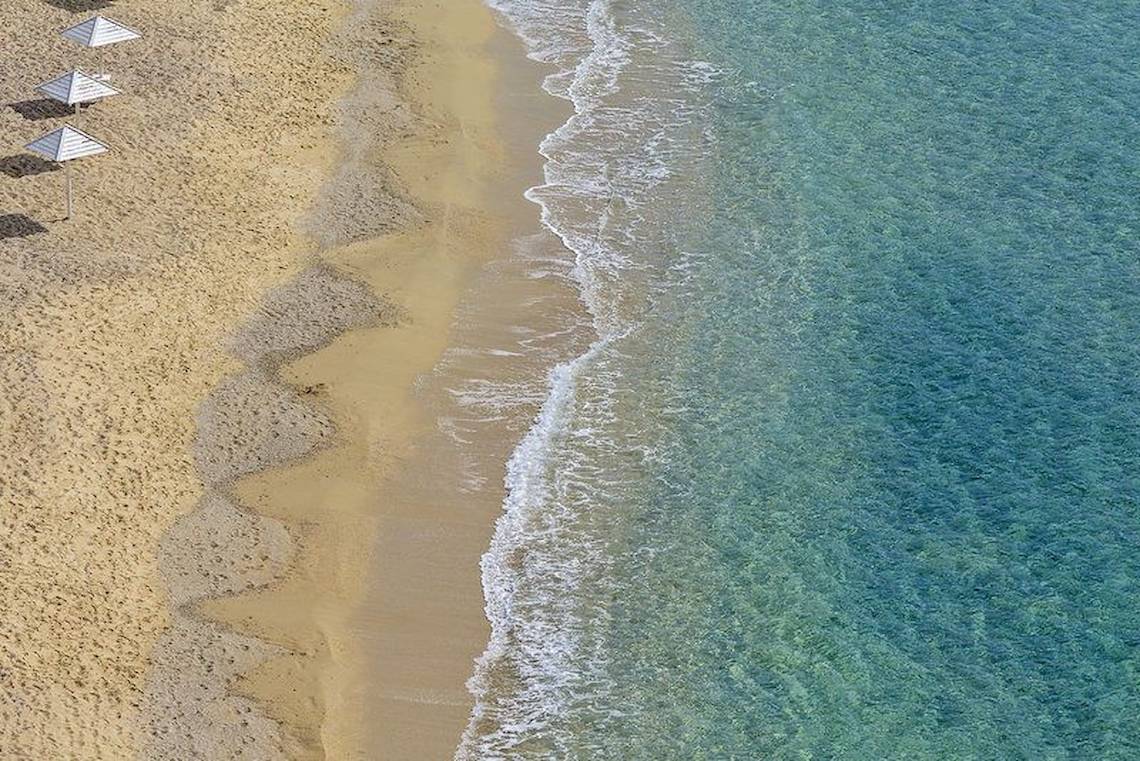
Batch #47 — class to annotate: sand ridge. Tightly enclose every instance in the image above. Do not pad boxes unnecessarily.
[142,263,401,758]
[180,0,557,756]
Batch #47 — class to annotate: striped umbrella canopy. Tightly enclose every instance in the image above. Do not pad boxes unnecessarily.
[61,16,142,48]
[36,70,121,107]
[26,125,109,163]
[25,125,110,220]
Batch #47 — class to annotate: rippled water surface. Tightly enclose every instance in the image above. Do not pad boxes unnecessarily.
[461,1,1140,757]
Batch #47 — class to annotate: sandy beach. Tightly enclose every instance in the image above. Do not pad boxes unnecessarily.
[1,0,556,756]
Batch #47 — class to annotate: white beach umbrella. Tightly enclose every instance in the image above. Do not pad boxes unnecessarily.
[61,16,142,79]
[25,125,110,220]
[61,15,142,48]
[36,70,121,115]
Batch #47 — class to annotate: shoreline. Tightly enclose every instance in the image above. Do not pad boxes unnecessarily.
[345,12,581,757]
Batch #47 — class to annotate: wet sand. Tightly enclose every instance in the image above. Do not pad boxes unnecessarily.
[1,0,560,757]
[325,15,578,759]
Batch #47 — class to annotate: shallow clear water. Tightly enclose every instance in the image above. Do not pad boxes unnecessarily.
[461,1,1140,758]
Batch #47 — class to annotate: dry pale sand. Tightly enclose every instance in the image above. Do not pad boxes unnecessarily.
[1,0,539,757]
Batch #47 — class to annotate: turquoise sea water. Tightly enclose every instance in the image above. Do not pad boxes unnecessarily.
[461,1,1140,758]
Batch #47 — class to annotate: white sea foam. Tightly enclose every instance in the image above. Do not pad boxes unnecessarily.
[456,0,721,755]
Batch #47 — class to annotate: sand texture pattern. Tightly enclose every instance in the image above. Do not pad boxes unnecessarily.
[0,0,401,756]
[143,263,399,758]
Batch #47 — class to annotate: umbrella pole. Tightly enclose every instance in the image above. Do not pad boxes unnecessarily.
[65,163,73,220]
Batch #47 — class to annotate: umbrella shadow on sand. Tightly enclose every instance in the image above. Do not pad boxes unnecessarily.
[0,154,62,178]
[42,0,116,10]
[0,215,49,240]
[9,99,76,121]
